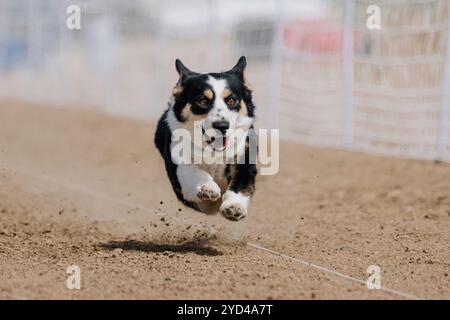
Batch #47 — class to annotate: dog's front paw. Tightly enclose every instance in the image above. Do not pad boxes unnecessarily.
[197,182,221,202]
[220,202,247,221]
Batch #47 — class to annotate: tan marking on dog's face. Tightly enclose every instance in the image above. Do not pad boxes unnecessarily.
[181,103,191,119]
[172,84,183,96]
[203,89,214,100]
[181,103,206,123]
[239,100,248,116]
[223,88,232,98]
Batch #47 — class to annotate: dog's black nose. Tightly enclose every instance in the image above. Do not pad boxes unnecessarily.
[212,121,229,134]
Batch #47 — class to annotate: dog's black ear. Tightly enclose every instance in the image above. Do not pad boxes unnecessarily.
[227,56,247,76]
[175,59,195,78]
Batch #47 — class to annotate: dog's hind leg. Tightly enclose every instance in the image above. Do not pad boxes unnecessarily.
[176,164,221,203]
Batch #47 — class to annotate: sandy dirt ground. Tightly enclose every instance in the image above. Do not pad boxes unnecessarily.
[0,100,449,300]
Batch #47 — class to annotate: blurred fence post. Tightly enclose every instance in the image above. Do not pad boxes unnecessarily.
[208,0,220,70]
[57,0,73,104]
[101,0,120,112]
[153,0,169,119]
[343,0,354,147]
[26,0,36,100]
[437,3,450,161]
[0,0,8,73]
[267,0,285,130]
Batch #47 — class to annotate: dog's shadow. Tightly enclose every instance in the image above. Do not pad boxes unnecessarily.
[97,239,222,256]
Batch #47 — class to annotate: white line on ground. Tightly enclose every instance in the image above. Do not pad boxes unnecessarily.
[246,242,421,300]
[3,165,423,300]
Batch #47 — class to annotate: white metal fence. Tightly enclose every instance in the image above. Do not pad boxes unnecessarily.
[0,0,449,162]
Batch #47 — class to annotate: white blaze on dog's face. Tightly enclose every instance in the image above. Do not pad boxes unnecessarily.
[169,57,255,152]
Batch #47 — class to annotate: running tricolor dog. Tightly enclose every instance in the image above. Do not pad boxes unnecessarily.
[154,56,257,221]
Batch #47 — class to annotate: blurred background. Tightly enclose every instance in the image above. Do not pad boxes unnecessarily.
[0,0,449,162]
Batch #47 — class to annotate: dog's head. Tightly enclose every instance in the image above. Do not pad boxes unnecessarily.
[170,56,255,151]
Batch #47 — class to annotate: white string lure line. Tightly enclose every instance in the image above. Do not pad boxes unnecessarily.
[4,165,423,300]
[246,242,422,300]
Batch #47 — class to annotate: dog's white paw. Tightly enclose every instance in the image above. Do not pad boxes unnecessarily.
[197,182,221,202]
[220,202,247,221]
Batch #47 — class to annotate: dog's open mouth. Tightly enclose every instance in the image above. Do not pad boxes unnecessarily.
[203,128,228,151]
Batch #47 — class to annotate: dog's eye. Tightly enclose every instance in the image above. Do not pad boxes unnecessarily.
[197,97,208,107]
[227,97,237,108]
